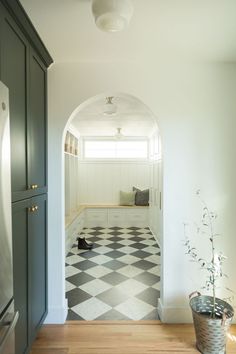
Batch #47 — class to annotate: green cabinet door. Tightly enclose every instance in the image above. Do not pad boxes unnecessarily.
[12,195,47,353]
[0,13,47,201]
[28,51,47,195]
[12,199,30,354]
[28,194,47,344]
[0,15,28,201]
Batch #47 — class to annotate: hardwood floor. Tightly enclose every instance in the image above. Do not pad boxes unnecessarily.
[31,321,236,354]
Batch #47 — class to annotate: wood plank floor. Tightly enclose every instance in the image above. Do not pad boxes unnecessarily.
[30,321,236,354]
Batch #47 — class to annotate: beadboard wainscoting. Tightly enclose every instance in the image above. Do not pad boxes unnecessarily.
[65,153,80,216]
[77,161,150,205]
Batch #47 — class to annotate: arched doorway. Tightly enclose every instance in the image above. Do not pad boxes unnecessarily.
[63,92,163,320]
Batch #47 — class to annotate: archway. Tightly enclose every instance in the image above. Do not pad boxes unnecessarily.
[62,92,163,320]
[45,60,235,326]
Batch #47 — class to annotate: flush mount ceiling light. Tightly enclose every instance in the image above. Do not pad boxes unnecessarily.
[92,0,134,33]
[115,127,123,140]
[103,96,117,115]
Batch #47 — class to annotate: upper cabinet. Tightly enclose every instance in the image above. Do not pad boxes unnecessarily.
[28,50,47,194]
[0,15,28,199]
[0,2,51,201]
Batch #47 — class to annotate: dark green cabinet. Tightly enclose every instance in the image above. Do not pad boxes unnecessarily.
[0,9,47,201]
[12,199,29,354]
[0,1,52,354]
[12,195,47,352]
[0,15,28,200]
[28,52,47,194]
[28,194,47,344]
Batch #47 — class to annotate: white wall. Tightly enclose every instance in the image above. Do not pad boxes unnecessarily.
[149,129,163,245]
[77,161,149,205]
[46,61,236,323]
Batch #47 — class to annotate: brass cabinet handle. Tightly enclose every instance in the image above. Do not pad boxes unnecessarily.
[28,205,38,213]
[28,184,38,190]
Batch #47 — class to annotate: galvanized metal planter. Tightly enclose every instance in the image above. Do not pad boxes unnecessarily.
[190,292,234,354]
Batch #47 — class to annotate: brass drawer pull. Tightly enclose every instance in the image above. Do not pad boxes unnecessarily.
[28,205,38,213]
[31,184,38,190]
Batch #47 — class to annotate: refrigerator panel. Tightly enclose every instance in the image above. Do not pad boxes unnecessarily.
[0,82,13,315]
[0,300,18,354]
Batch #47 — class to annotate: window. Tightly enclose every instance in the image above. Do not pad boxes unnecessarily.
[84,140,148,159]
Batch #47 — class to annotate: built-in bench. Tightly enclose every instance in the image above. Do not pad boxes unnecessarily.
[65,205,149,255]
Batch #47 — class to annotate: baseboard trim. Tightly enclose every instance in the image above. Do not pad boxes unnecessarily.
[65,320,162,325]
[44,298,68,324]
[158,298,193,323]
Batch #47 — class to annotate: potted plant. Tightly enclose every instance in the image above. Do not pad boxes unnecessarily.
[184,190,234,354]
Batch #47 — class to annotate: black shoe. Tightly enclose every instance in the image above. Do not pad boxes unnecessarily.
[77,237,93,250]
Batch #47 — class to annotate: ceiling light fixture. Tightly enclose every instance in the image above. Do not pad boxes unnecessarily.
[103,96,117,115]
[115,127,123,140]
[92,0,134,33]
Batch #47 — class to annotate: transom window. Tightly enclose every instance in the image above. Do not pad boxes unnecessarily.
[83,140,148,159]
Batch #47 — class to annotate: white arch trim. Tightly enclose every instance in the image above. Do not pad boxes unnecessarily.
[56,92,163,322]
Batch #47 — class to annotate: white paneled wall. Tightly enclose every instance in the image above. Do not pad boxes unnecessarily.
[65,142,161,239]
[65,153,80,216]
[77,162,150,204]
[64,154,70,216]
[149,129,163,245]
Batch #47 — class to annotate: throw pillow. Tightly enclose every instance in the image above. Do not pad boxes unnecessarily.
[120,191,136,206]
[133,186,149,206]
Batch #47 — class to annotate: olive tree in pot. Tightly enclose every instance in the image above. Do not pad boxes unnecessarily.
[184,191,234,354]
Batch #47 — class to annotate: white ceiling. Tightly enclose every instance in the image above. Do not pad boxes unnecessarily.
[20,0,236,63]
[20,0,236,136]
[70,94,156,137]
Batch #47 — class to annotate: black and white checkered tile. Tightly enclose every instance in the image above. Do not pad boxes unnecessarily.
[66,227,161,321]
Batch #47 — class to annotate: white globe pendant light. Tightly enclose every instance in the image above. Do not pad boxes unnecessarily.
[92,0,134,32]
[115,127,123,140]
[103,96,117,115]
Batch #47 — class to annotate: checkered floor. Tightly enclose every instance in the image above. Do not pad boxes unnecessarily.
[65,227,161,321]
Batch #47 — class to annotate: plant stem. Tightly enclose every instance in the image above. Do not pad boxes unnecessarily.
[212,272,216,318]
[208,208,216,317]
[201,197,216,318]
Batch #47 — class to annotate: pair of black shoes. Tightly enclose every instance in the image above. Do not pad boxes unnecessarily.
[77,237,93,250]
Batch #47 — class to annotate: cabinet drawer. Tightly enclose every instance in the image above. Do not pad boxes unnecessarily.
[75,214,84,226]
[75,216,84,234]
[67,223,77,236]
[84,207,149,228]
[73,219,81,230]
[128,209,147,220]
[126,209,148,226]
[108,210,125,226]
[85,209,107,227]
[65,213,85,247]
